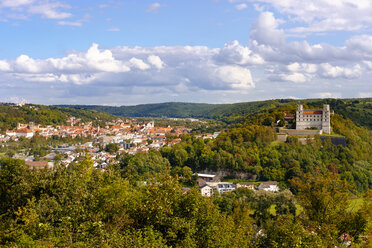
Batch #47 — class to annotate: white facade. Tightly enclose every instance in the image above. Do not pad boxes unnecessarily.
[258,182,279,192]
[200,185,214,197]
[216,183,236,194]
[296,104,331,134]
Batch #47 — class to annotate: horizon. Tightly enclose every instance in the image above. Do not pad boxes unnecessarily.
[3,96,370,107]
[1,0,372,104]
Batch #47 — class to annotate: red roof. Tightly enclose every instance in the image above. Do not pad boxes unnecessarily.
[17,128,33,133]
[303,110,322,115]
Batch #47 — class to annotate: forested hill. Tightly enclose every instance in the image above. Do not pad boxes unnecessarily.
[59,98,372,129]
[0,104,115,131]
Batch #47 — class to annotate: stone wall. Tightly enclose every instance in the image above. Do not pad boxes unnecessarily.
[278,129,322,136]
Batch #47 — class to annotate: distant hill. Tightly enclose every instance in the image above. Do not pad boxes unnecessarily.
[58,98,372,129]
[0,104,115,131]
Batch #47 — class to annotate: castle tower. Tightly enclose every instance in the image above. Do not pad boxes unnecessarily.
[322,104,331,134]
[29,122,34,132]
[296,104,304,130]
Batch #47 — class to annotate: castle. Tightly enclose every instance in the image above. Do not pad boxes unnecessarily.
[296,104,331,134]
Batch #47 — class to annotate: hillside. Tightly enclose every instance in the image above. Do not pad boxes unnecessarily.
[0,104,115,131]
[59,98,372,129]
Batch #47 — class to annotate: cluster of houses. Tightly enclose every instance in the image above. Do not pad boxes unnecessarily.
[4,118,192,149]
[2,117,225,169]
[197,173,279,196]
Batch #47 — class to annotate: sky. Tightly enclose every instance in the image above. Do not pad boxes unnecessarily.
[0,0,372,105]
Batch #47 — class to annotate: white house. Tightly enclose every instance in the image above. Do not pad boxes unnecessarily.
[16,128,34,138]
[216,183,236,194]
[5,130,16,137]
[258,181,279,192]
[200,184,214,197]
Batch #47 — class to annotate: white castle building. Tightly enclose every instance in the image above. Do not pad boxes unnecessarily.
[296,104,331,134]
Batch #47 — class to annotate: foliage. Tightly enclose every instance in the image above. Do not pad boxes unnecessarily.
[0,157,255,247]
[63,98,372,129]
[290,172,369,244]
[0,104,115,131]
[105,143,119,154]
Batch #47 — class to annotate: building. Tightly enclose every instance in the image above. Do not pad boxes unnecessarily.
[200,184,214,197]
[296,104,331,134]
[236,182,255,190]
[258,181,279,192]
[25,161,54,170]
[216,183,236,194]
[196,173,217,182]
[16,128,34,138]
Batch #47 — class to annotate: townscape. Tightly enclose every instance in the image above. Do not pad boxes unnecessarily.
[0,99,371,247]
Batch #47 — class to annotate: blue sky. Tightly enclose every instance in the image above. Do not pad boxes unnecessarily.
[0,0,371,105]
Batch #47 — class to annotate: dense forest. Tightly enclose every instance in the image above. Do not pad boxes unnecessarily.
[0,156,370,247]
[0,104,115,131]
[59,98,372,129]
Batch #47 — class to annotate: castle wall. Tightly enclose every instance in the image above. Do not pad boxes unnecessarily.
[279,129,322,136]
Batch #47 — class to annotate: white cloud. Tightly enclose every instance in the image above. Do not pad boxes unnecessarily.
[250,12,285,46]
[0,0,34,8]
[58,21,82,26]
[0,42,258,97]
[107,27,120,32]
[84,43,131,73]
[0,60,11,71]
[287,63,317,73]
[358,92,372,98]
[147,55,165,69]
[315,92,341,98]
[235,3,248,10]
[216,65,254,89]
[215,40,264,65]
[147,2,161,13]
[238,0,372,34]
[28,1,72,19]
[129,58,150,70]
[319,63,362,79]
[0,0,73,20]
[280,72,307,83]
[15,55,42,73]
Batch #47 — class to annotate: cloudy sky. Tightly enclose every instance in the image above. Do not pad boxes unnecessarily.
[0,0,371,105]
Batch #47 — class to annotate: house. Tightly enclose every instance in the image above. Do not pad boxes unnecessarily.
[258,181,279,192]
[216,183,236,194]
[200,184,214,197]
[25,161,54,170]
[339,233,352,246]
[283,113,294,121]
[5,130,16,136]
[236,182,255,190]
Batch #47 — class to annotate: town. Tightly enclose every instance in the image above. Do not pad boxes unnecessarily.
[0,104,342,196]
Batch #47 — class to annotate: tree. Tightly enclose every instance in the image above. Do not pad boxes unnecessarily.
[290,172,368,245]
[105,143,119,154]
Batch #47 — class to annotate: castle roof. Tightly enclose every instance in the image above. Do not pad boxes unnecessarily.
[303,110,322,115]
